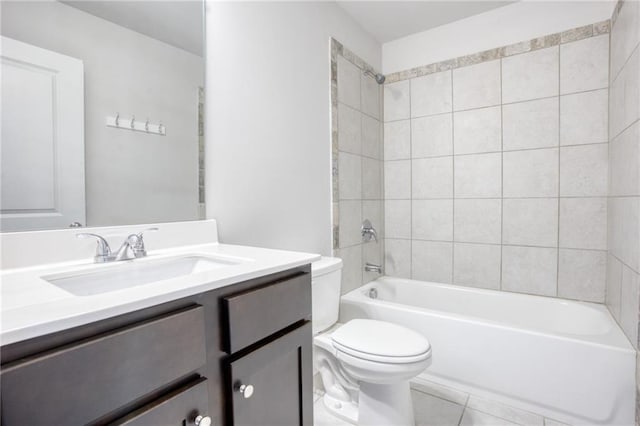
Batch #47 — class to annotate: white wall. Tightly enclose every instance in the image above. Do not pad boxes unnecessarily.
[1,1,204,227]
[382,1,616,74]
[205,2,380,254]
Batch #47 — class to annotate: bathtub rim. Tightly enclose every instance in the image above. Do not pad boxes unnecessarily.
[342,276,635,353]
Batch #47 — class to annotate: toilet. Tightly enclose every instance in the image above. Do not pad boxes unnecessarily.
[312,257,431,426]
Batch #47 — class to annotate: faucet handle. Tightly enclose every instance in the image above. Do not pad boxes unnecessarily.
[128,227,159,257]
[76,233,112,263]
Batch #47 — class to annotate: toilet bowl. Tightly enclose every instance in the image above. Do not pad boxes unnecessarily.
[312,257,431,426]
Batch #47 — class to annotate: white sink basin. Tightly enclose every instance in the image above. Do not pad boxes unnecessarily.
[43,255,241,296]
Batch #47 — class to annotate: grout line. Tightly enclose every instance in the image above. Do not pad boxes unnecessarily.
[408,78,413,279]
[451,69,456,284]
[500,54,505,291]
[556,43,562,297]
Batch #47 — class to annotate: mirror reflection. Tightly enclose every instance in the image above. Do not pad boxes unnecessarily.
[0,0,205,232]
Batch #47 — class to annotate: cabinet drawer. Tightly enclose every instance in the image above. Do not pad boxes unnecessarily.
[223,272,311,353]
[1,305,206,426]
[114,377,210,426]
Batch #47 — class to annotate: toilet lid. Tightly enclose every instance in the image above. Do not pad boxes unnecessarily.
[331,319,431,362]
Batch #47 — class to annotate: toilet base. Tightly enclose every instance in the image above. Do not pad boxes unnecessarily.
[323,393,358,424]
[358,381,414,426]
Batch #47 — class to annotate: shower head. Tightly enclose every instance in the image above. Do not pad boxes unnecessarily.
[363,69,386,84]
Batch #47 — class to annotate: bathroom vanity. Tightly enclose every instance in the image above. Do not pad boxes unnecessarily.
[0,221,319,426]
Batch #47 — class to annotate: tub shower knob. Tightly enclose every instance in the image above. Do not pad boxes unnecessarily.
[194,415,212,426]
[236,383,254,399]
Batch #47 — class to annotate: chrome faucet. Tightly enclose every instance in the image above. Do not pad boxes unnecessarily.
[77,228,158,263]
[361,219,378,243]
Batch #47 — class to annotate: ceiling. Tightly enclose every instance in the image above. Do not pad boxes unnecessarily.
[62,1,203,56]
[337,1,516,44]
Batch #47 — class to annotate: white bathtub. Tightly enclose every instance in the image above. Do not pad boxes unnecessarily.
[339,277,636,425]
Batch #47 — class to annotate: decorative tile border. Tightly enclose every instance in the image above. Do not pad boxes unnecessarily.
[330,38,382,250]
[611,0,624,27]
[385,19,611,84]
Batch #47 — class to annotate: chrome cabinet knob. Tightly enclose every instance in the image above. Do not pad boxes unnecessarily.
[194,415,212,426]
[237,383,254,399]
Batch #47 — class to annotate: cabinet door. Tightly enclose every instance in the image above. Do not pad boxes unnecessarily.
[114,378,210,426]
[228,322,312,426]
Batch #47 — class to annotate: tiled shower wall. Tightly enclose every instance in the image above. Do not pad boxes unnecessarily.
[331,40,384,294]
[605,0,640,414]
[383,23,611,302]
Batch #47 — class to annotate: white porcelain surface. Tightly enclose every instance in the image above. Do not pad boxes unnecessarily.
[411,113,453,158]
[453,60,501,111]
[453,106,501,155]
[454,153,501,198]
[339,278,635,425]
[45,254,239,296]
[502,47,559,103]
[560,34,609,95]
[1,241,319,344]
[411,71,452,117]
[502,97,559,151]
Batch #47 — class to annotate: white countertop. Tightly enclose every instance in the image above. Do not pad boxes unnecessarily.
[0,242,320,346]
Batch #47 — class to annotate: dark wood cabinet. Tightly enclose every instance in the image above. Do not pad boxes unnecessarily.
[227,322,312,426]
[0,265,312,426]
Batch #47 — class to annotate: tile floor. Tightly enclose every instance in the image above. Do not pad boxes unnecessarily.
[313,378,570,426]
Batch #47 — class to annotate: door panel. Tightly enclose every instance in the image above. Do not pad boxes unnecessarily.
[1,36,85,231]
[228,322,312,426]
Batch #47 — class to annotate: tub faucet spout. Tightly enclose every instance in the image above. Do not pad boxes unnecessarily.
[365,262,383,274]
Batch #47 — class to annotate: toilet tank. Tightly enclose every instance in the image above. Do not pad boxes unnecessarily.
[311,257,343,335]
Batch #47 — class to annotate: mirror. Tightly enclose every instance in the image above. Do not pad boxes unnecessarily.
[0,0,205,232]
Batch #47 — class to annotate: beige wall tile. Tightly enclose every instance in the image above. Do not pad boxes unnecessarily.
[412,240,453,283]
[384,120,411,160]
[453,106,502,155]
[412,114,453,158]
[413,156,454,199]
[413,199,454,241]
[384,80,410,121]
[453,243,502,290]
[502,245,558,296]
[558,249,606,303]
[454,199,502,244]
[560,34,609,94]
[502,47,559,103]
[503,97,559,151]
[503,149,559,197]
[454,153,502,198]
[453,59,501,111]
[559,143,608,197]
[411,71,453,117]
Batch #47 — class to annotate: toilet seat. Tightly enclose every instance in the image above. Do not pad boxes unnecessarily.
[331,319,431,364]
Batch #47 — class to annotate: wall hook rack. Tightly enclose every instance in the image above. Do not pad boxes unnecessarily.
[106,114,166,136]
